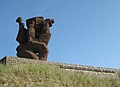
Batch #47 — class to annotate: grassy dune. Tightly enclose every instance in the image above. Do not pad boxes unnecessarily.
[0,64,120,87]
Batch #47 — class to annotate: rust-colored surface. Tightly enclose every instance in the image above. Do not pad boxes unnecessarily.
[16,16,54,61]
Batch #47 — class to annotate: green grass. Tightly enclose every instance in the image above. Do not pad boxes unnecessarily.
[0,64,120,87]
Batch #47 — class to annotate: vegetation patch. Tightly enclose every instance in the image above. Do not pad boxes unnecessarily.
[0,64,120,87]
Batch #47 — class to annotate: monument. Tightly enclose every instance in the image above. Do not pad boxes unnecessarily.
[16,16,54,61]
[0,16,118,79]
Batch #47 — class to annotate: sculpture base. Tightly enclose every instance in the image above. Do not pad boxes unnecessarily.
[0,56,119,78]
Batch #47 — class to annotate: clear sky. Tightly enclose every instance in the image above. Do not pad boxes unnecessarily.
[0,0,120,68]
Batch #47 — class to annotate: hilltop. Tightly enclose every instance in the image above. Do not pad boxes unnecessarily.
[0,56,120,87]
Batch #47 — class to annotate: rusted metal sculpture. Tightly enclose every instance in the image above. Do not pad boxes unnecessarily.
[16,16,54,61]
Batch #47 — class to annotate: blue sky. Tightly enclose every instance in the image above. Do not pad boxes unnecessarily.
[0,0,120,68]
